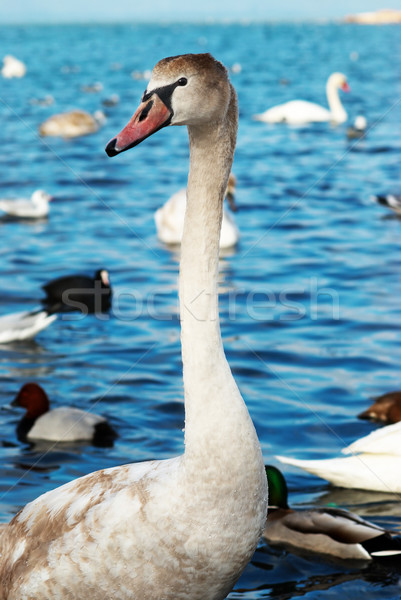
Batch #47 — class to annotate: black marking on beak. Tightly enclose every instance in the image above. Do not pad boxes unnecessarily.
[139,100,154,122]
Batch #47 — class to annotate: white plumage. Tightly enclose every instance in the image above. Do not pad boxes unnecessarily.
[155,173,239,248]
[254,72,349,125]
[1,55,26,78]
[0,190,52,219]
[0,310,56,344]
[277,421,401,493]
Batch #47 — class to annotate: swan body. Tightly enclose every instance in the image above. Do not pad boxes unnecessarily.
[41,269,112,314]
[1,55,26,78]
[254,73,349,125]
[277,421,401,493]
[0,190,52,219]
[264,466,401,561]
[155,173,239,248]
[358,391,401,424]
[373,194,401,215]
[0,53,267,600]
[12,383,117,445]
[39,109,106,138]
[0,310,56,344]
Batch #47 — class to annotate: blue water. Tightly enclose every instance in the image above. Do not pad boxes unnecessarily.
[1,22,401,598]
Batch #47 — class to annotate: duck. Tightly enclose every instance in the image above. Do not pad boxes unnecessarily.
[41,268,112,314]
[1,54,26,78]
[38,109,106,138]
[254,72,350,125]
[372,194,401,215]
[277,421,401,493]
[358,391,401,424]
[0,53,268,600]
[0,190,52,219]
[346,115,367,139]
[154,172,239,247]
[0,310,56,344]
[12,382,118,446]
[264,465,401,561]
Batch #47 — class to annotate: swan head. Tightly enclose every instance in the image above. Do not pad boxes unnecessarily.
[105,53,232,156]
[327,72,350,93]
[31,190,52,204]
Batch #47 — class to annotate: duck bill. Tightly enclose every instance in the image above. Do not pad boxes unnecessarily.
[105,94,172,156]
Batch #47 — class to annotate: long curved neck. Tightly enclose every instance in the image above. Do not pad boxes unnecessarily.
[326,80,346,122]
[179,87,243,457]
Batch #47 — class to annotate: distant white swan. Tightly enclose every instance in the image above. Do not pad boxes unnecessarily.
[0,190,52,219]
[1,55,26,78]
[277,421,401,493]
[254,72,350,125]
[0,53,267,599]
[39,109,106,138]
[155,173,239,248]
[0,310,56,344]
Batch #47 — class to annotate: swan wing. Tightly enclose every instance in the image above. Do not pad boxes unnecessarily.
[343,421,401,456]
[277,454,401,493]
[255,100,331,124]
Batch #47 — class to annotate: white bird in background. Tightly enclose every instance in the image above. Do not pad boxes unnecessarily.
[254,72,350,125]
[0,310,56,344]
[346,115,367,139]
[277,421,401,493]
[0,190,52,219]
[0,53,267,600]
[1,54,26,78]
[155,172,239,248]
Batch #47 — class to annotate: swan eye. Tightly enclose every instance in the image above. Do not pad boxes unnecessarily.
[177,77,188,87]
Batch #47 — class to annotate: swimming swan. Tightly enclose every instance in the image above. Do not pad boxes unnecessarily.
[254,72,350,125]
[155,172,239,248]
[0,53,267,600]
[277,421,401,493]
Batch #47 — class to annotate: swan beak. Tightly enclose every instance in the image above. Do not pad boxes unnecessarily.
[341,81,350,93]
[105,94,172,156]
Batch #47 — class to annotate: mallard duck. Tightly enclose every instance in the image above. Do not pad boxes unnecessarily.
[358,391,401,424]
[264,465,401,560]
[277,421,401,493]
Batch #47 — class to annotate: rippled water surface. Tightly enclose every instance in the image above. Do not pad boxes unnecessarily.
[1,22,401,598]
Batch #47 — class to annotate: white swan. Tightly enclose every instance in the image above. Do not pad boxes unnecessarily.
[0,53,267,600]
[254,72,350,125]
[277,421,401,493]
[0,190,52,219]
[1,55,26,78]
[39,109,106,138]
[0,310,56,344]
[155,172,239,248]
